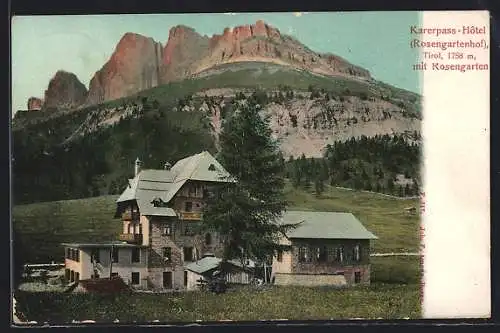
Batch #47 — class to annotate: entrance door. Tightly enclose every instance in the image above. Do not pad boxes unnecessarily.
[163,271,173,289]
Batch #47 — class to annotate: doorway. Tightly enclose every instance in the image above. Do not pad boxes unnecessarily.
[163,271,173,289]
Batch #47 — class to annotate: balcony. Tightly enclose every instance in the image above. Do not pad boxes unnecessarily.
[119,233,143,244]
[122,211,140,221]
[179,211,203,221]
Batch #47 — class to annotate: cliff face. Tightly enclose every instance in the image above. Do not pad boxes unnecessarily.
[161,25,211,82]
[35,21,374,109]
[27,97,43,110]
[43,71,88,109]
[83,21,371,106]
[194,20,371,79]
[86,33,164,105]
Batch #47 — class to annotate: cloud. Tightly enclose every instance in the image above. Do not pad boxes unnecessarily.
[293,12,303,17]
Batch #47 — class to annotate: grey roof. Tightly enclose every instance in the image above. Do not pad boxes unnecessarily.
[171,151,233,183]
[61,241,146,248]
[185,256,255,274]
[185,256,221,274]
[281,211,378,240]
[116,151,233,216]
[139,169,175,183]
[117,178,138,202]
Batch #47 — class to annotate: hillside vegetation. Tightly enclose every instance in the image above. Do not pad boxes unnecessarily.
[12,63,420,205]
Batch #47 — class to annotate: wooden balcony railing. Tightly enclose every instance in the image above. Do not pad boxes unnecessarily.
[179,211,203,221]
[122,211,140,221]
[119,233,143,244]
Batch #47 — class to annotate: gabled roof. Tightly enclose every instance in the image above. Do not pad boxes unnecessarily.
[170,151,232,183]
[185,256,255,275]
[281,211,378,240]
[116,151,233,216]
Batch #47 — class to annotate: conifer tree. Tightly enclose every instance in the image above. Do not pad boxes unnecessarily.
[203,98,299,277]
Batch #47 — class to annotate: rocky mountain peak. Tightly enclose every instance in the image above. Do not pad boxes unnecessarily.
[86,32,164,105]
[43,70,88,109]
[27,97,43,111]
[33,21,373,109]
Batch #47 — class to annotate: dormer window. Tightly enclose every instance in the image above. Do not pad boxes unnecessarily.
[151,197,168,208]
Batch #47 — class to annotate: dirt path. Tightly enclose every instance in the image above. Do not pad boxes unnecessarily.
[333,186,420,200]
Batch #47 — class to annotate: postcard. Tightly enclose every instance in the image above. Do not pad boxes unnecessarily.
[10,10,490,325]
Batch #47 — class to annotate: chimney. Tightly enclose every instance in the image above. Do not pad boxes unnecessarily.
[164,162,172,170]
[135,157,143,176]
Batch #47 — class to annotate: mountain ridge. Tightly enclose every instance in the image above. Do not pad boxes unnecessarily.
[25,20,376,111]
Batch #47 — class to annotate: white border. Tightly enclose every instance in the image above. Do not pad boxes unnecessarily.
[421,10,490,318]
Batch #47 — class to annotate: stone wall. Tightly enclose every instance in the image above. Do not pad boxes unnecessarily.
[146,216,224,289]
[273,273,347,287]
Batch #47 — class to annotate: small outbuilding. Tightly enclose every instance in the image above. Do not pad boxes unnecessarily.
[184,254,255,290]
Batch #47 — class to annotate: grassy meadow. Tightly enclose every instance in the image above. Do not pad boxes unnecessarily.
[15,282,420,323]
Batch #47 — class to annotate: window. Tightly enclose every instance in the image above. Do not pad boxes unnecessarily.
[205,233,212,245]
[131,272,140,285]
[183,223,197,236]
[336,246,344,263]
[277,251,283,262]
[70,270,74,282]
[139,224,143,234]
[183,247,194,262]
[208,163,216,171]
[354,271,361,284]
[298,247,308,263]
[75,249,80,262]
[112,248,119,263]
[184,271,188,287]
[163,247,172,262]
[163,271,173,289]
[128,223,132,234]
[353,244,361,262]
[65,269,70,281]
[163,223,172,236]
[189,185,196,196]
[75,272,80,282]
[111,272,119,277]
[185,201,193,212]
[316,246,328,262]
[328,247,337,262]
[91,249,100,263]
[132,248,140,263]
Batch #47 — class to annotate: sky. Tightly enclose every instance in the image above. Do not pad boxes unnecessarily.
[11,12,421,113]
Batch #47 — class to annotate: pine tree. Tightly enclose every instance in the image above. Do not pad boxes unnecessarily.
[203,99,299,279]
[314,176,324,196]
[292,162,302,188]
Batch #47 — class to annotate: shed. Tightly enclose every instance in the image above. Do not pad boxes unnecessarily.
[184,255,255,290]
